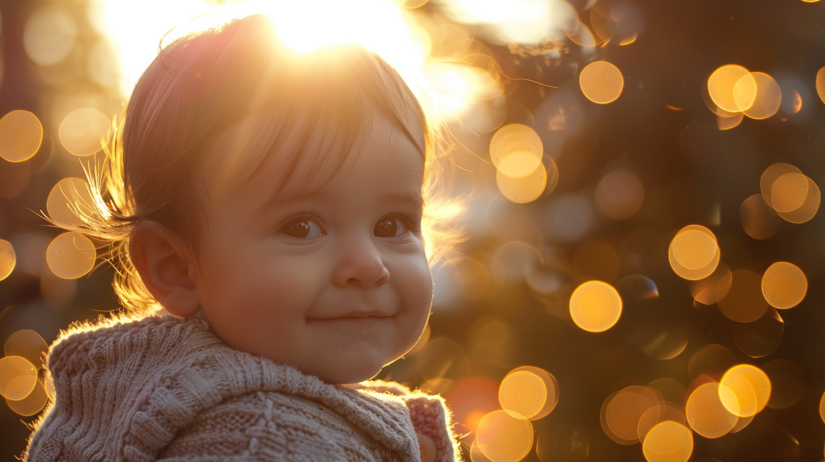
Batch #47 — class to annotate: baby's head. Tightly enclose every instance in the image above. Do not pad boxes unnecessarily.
[69,14,457,384]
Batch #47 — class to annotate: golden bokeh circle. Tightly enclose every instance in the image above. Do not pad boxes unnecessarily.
[58,108,110,156]
[0,356,38,401]
[569,280,622,333]
[495,162,547,204]
[595,169,644,220]
[605,385,659,444]
[475,409,534,462]
[579,61,624,104]
[4,330,49,369]
[817,66,825,105]
[719,364,771,417]
[46,232,97,279]
[490,124,543,178]
[641,421,694,462]
[685,382,738,438]
[6,380,48,416]
[760,163,802,209]
[718,269,770,323]
[0,239,16,281]
[0,110,43,162]
[743,72,782,120]
[771,173,809,213]
[732,72,758,111]
[776,175,820,224]
[47,178,96,228]
[761,262,807,309]
[708,65,753,113]
[668,225,719,280]
[740,194,781,240]
[499,366,559,421]
[637,402,688,444]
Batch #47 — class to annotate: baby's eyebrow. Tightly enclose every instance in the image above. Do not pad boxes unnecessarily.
[383,192,424,209]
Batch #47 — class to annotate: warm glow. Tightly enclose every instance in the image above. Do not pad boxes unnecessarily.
[47,178,96,228]
[580,61,624,104]
[0,239,15,282]
[641,421,693,462]
[708,65,754,113]
[499,366,559,421]
[569,281,622,333]
[496,163,548,204]
[46,232,97,280]
[490,124,543,178]
[58,108,111,157]
[762,262,807,309]
[475,409,534,462]
[0,110,43,163]
[0,356,38,401]
[668,225,719,280]
[740,194,781,240]
[743,72,781,119]
[4,330,49,369]
[719,364,771,417]
[686,382,738,438]
[603,385,659,444]
[718,269,769,323]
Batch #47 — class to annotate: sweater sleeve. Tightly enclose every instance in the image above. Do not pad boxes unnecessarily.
[156,391,393,462]
[355,380,464,462]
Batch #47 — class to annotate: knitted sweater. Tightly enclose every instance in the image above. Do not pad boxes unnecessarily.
[24,315,463,461]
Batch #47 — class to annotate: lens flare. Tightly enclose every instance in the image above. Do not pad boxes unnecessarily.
[580,61,624,104]
[569,281,622,332]
[0,110,43,163]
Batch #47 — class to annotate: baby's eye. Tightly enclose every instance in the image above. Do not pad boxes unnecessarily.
[280,217,325,239]
[374,217,409,238]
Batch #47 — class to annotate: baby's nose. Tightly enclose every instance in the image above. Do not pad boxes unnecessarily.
[331,242,390,288]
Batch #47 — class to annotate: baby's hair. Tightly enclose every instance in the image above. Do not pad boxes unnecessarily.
[50,13,461,317]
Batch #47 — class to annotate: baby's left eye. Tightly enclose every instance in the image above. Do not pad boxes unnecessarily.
[374,217,409,238]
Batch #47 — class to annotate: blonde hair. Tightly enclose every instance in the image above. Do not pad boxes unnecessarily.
[52,14,462,317]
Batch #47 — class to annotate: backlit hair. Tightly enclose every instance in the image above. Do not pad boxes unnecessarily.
[53,14,461,316]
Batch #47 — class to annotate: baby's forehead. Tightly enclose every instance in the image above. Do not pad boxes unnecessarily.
[201,110,424,209]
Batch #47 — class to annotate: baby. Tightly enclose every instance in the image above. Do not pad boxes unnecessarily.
[25,13,461,462]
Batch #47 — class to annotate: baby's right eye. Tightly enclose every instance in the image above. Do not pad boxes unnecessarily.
[279,216,325,239]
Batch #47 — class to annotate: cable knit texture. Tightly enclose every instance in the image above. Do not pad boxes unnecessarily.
[24,314,463,461]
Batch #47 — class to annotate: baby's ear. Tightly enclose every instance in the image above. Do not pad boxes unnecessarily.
[129,221,200,317]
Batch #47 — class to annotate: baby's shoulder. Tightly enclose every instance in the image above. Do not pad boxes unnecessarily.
[158,390,390,461]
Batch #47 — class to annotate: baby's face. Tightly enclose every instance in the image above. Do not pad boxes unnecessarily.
[192,114,432,384]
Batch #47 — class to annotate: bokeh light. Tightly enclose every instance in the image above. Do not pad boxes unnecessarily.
[740,194,781,240]
[579,61,624,104]
[686,382,738,438]
[496,162,548,204]
[719,364,771,417]
[0,110,43,163]
[490,124,543,179]
[0,356,37,401]
[498,366,558,420]
[641,421,693,462]
[46,232,97,280]
[708,65,754,113]
[761,262,807,309]
[595,169,644,220]
[0,239,15,281]
[742,72,781,120]
[46,178,96,228]
[58,108,110,156]
[475,409,533,462]
[668,225,719,280]
[5,380,49,417]
[603,385,659,444]
[569,280,622,332]
[4,330,48,369]
[23,6,76,66]
[717,269,769,323]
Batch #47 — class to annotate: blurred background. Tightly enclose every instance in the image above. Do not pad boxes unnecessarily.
[2,0,825,461]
